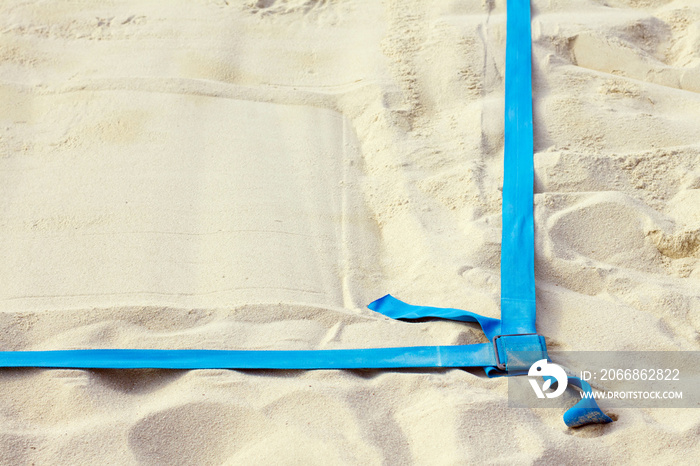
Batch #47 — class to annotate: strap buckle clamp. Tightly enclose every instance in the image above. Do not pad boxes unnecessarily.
[492,333,541,371]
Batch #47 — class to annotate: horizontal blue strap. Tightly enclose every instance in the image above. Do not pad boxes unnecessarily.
[369,294,502,341]
[0,344,497,370]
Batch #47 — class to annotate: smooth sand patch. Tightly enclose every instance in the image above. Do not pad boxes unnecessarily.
[0,89,371,311]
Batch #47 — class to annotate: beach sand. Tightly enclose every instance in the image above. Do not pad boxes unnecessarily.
[1,0,699,463]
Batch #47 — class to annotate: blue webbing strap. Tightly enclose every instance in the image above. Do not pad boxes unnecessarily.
[501,0,536,336]
[501,0,610,426]
[367,0,611,427]
[0,345,496,370]
[368,294,501,340]
[0,0,611,428]
[564,376,616,426]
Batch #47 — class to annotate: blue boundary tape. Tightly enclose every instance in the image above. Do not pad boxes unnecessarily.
[0,0,612,428]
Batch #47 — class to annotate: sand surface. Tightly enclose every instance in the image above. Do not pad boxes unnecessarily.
[1,0,699,464]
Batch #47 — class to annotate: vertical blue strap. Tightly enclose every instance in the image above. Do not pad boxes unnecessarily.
[501,0,536,335]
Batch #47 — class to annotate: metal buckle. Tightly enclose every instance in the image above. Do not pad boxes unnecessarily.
[492,333,538,371]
